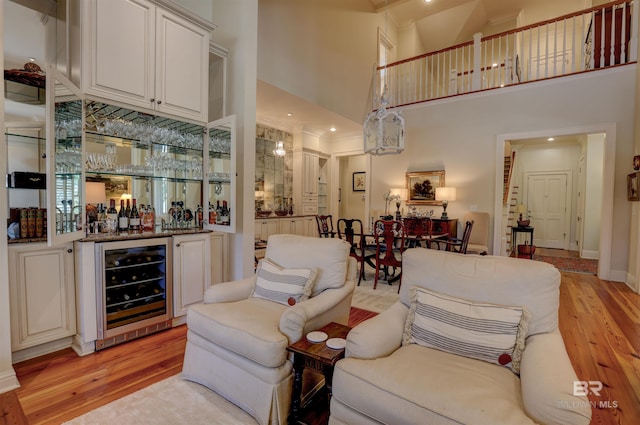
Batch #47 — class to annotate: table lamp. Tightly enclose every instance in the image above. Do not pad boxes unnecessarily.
[389,188,406,219]
[516,203,530,227]
[435,187,456,219]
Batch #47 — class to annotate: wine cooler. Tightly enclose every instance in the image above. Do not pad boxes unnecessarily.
[95,238,172,350]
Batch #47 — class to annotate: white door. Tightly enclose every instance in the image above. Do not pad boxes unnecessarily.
[525,172,569,249]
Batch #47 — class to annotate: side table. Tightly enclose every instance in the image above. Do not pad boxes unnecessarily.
[510,226,534,259]
[286,321,351,424]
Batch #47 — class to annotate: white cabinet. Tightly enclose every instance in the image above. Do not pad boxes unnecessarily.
[83,0,212,122]
[209,232,228,285]
[303,152,319,214]
[8,243,76,352]
[255,218,280,241]
[303,152,319,196]
[172,233,210,318]
[280,216,316,236]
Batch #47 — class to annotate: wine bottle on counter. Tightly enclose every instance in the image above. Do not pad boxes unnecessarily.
[219,200,230,225]
[118,200,128,233]
[129,199,141,232]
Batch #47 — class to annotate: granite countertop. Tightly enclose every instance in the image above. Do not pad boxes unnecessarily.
[255,214,315,219]
[79,227,212,243]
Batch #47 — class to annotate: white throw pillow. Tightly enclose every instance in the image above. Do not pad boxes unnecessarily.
[403,287,530,373]
[253,258,317,306]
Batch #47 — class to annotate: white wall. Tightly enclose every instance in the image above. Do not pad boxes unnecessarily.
[210,0,258,280]
[258,0,382,125]
[337,66,634,278]
[584,134,604,256]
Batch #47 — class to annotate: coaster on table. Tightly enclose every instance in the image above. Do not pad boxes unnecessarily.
[306,331,328,343]
[326,338,347,350]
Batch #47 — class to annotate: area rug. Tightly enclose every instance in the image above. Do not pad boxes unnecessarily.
[62,374,258,425]
[533,254,598,274]
[351,274,399,313]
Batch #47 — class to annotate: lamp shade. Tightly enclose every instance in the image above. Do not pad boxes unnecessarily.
[86,182,106,204]
[516,203,527,214]
[435,187,456,201]
[389,188,406,200]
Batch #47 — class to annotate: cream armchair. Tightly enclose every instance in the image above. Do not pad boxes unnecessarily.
[329,248,591,425]
[182,234,356,425]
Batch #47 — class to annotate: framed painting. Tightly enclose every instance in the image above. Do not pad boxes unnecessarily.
[353,171,365,192]
[628,172,639,201]
[406,170,445,205]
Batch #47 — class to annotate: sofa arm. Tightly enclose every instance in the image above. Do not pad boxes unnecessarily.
[520,331,592,425]
[202,275,256,304]
[345,300,408,360]
[280,279,356,343]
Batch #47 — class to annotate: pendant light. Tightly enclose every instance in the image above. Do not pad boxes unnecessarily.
[363,0,405,155]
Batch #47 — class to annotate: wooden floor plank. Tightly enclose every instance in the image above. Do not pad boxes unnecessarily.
[4,274,640,425]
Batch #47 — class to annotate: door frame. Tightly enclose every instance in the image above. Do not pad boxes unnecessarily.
[522,170,572,250]
[330,150,371,223]
[494,123,616,281]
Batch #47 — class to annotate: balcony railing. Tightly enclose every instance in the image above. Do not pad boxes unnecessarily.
[373,0,637,110]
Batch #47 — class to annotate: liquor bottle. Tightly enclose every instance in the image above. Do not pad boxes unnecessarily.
[143,204,155,232]
[208,202,217,224]
[129,198,141,232]
[196,204,203,228]
[216,201,222,224]
[118,199,129,233]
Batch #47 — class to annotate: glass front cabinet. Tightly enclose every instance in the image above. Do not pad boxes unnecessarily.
[44,68,236,246]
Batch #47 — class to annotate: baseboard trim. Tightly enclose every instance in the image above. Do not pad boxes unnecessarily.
[12,337,73,364]
[0,369,20,393]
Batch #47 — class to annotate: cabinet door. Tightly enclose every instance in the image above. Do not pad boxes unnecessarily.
[9,243,76,351]
[87,0,154,109]
[303,153,319,196]
[210,233,226,285]
[155,7,210,122]
[173,234,210,317]
[256,219,280,241]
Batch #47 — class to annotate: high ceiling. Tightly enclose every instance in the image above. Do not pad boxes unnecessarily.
[257,0,534,137]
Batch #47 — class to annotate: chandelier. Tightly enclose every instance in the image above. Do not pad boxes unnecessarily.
[273,140,286,157]
[363,87,405,155]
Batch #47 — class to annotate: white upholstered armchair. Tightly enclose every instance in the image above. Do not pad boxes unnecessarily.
[182,234,356,425]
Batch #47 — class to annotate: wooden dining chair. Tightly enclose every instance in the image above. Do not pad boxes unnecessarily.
[438,220,474,254]
[337,218,366,285]
[403,217,434,248]
[373,219,406,293]
[315,215,335,238]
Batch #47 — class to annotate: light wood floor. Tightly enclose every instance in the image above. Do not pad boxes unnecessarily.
[3,272,639,425]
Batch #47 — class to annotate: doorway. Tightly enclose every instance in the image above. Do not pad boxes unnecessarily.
[337,155,367,224]
[494,125,613,280]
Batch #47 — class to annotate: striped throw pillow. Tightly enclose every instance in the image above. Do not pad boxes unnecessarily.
[402,287,530,373]
[253,258,318,306]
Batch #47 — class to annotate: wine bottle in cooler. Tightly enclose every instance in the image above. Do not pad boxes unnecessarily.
[118,199,129,233]
[129,198,141,232]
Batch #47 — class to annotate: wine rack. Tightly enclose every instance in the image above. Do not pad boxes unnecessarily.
[96,238,172,349]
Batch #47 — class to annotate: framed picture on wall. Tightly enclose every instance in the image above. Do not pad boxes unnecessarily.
[628,172,639,201]
[406,170,445,205]
[353,171,365,192]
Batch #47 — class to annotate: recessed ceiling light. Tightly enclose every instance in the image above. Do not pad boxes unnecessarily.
[287,113,292,117]
[492,63,498,68]
[547,137,555,142]
[28,57,36,62]
[330,127,336,132]
[424,0,432,3]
